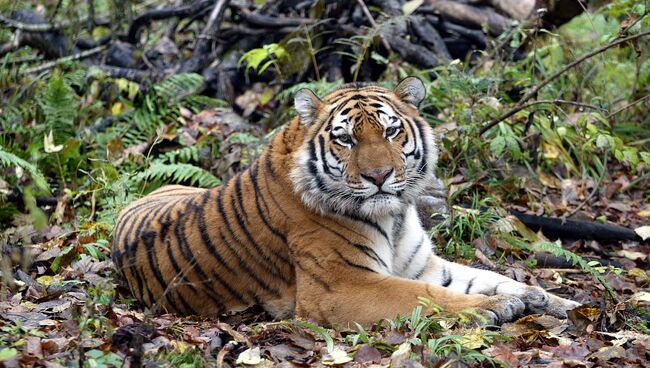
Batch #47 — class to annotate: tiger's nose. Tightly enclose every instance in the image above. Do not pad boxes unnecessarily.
[361,168,393,187]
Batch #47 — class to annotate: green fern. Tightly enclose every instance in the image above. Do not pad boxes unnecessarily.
[182,95,229,112]
[38,73,79,139]
[159,146,201,164]
[154,73,205,101]
[133,162,221,188]
[121,73,208,147]
[533,241,618,301]
[0,146,50,192]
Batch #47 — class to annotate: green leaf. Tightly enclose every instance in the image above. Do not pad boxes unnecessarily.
[0,348,17,361]
[489,136,506,156]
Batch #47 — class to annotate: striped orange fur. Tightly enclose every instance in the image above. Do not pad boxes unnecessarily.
[112,78,579,324]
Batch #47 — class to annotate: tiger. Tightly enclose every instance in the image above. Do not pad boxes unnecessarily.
[111,77,579,325]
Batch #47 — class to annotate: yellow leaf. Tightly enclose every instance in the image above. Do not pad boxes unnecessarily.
[259,90,274,105]
[111,102,124,116]
[460,327,486,349]
[637,209,650,217]
[170,340,188,353]
[543,142,560,159]
[36,275,62,287]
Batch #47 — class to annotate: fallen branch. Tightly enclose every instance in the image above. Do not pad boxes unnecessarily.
[126,0,213,44]
[510,210,642,243]
[23,45,107,74]
[481,30,650,135]
[179,0,230,73]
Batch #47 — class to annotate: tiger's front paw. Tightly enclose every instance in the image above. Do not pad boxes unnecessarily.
[476,295,525,325]
[544,293,581,318]
[501,283,579,318]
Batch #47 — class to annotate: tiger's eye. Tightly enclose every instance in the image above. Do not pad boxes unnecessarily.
[385,127,399,137]
[338,134,353,144]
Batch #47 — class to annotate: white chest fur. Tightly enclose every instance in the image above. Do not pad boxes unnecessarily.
[349,205,434,279]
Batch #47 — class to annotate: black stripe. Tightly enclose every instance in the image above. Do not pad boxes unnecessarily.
[196,190,235,274]
[333,249,376,273]
[465,277,476,294]
[173,202,228,312]
[412,257,429,280]
[343,211,390,245]
[216,189,283,296]
[295,260,331,292]
[249,162,288,245]
[141,230,181,312]
[441,266,452,287]
[124,200,167,301]
[228,180,291,277]
[352,243,387,269]
[400,235,424,274]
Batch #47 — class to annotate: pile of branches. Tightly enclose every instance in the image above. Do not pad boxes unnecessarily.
[0,0,586,103]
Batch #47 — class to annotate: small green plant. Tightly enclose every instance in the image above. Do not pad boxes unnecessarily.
[238,43,288,80]
[164,346,207,368]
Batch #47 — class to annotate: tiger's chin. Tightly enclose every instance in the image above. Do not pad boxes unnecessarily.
[357,194,404,218]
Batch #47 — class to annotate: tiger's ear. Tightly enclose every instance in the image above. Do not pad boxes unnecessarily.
[393,77,426,108]
[294,88,322,125]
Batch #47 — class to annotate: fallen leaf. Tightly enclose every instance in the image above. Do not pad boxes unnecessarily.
[589,345,625,361]
[354,344,382,363]
[322,347,352,365]
[616,249,647,261]
[629,292,650,306]
[402,0,424,16]
[550,343,590,360]
[237,347,262,365]
[25,336,42,357]
[634,225,650,240]
[390,342,411,367]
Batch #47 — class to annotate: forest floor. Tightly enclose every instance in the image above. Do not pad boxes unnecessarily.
[1,0,650,367]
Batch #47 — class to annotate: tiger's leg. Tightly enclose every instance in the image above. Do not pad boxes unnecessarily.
[417,255,580,317]
[294,265,525,325]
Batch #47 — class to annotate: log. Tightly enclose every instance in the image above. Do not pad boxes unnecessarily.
[510,211,642,242]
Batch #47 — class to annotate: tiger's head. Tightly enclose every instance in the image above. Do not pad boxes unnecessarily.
[290,77,438,219]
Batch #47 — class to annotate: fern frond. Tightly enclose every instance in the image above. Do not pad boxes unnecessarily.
[38,73,79,138]
[0,146,50,192]
[133,162,221,188]
[159,146,201,164]
[533,241,619,301]
[154,73,204,101]
[182,95,229,112]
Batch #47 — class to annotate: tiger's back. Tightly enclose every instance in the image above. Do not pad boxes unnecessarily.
[112,150,299,317]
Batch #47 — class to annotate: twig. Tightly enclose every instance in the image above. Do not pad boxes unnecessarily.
[23,45,107,74]
[469,16,538,74]
[0,14,103,32]
[356,0,392,53]
[479,99,607,132]
[605,94,650,120]
[480,30,650,135]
